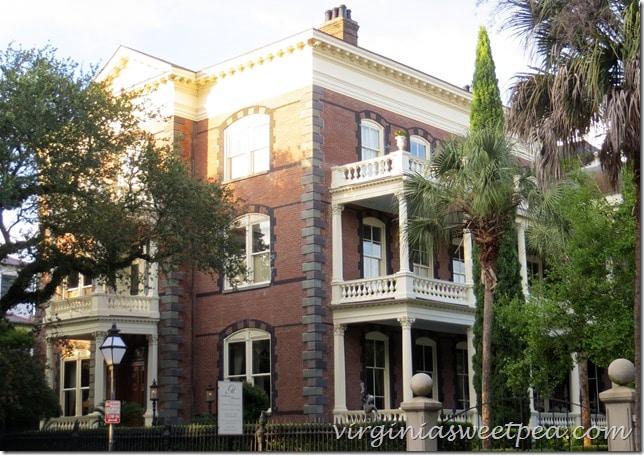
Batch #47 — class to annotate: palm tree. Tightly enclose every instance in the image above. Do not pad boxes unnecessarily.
[404,127,536,448]
[492,0,640,446]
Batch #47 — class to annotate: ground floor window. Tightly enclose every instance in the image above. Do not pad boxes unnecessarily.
[364,331,389,410]
[455,341,470,409]
[414,337,437,399]
[224,328,271,404]
[61,348,90,416]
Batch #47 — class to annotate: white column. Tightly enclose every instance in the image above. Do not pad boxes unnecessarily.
[517,221,529,297]
[398,316,415,402]
[146,242,159,297]
[332,204,344,282]
[45,338,54,388]
[145,334,159,425]
[570,355,581,425]
[463,229,475,306]
[333,324,348,416]
[396,192,410,273]
[93,331,106,409]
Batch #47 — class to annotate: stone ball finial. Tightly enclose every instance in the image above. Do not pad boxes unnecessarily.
[608,358,635,386]
[410,373,433,396]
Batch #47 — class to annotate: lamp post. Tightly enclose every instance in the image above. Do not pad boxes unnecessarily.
[150,379,159,426]
[100,323,127,452]
[206,383,215,414]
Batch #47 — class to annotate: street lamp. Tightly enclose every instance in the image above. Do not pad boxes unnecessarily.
[206,383,215,414]
[150,379,159,426]
[100,323,127,452]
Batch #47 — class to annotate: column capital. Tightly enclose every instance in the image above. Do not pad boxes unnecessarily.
[147,334,159,345]
[332,203,344,214]
[333,323,346,336]
[398,316,415,328]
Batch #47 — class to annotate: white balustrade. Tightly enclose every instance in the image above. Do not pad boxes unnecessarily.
[330,151,430,189]
[46,293,159,322]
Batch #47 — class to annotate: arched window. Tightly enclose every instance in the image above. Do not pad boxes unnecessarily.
[362,217,386,278]
[224,114,270,180]
[410,135,430,160]
[227,213,271,289]
[365,331,390,410]
[224,329,272,404]
[360,120,384,160]
[414,337,437,399]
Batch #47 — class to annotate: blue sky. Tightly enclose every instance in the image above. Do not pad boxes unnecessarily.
[1,0,533,103]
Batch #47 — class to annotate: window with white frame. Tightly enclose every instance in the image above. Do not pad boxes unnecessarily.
[66,272,92,297]
[227,214,271,289]
[224,114,270,180]
[412,246,433,278]
[365,331,389,410]
[61,349,90,416]
[410,136,430,160]
[360,120,384,160]
[450,239,466,284]
[455,341,470,409]
[414,337,437,399]
[224,329,271,404]
[526,255,543,288]
[362,218,386,278]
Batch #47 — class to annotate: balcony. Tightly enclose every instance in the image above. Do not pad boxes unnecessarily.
[46,293,160,323]
[330,150,430,190]
[333,272,469,306]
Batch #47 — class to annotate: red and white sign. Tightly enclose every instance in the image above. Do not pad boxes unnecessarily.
[105,400,121,424]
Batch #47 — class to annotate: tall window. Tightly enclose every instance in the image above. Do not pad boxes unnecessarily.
[455,341,470,409]
[225,114,270,180]
[365,332,389,410]
[228,214,271,289]
[225,329,272,404]
[66,272,92,297]
[450,239,466,284]
[410,136,430,160]
[412,246,432,278]
[360,120,383,160]
[588,361,605,413]
[61,350,90,416]
[362,218,385,278]
[414,337,437,399]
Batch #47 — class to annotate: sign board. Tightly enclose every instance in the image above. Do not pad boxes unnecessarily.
[105,400,121,424]
[217,381,243,435]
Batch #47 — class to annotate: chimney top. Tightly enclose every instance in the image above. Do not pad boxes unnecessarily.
[320,4,359,46]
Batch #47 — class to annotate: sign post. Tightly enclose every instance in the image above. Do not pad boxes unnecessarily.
[105,400,121,424]
[217,381,243,435]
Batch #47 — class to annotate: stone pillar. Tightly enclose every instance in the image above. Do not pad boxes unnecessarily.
[331,204,344,304]
[463,229,475,306]
[400,373,442,451]
[333,324,348,416]
[517,222,529,297]
[599,358,637,451]
[45,338,54,388]
[466,327,477,418]
[398,316,415,402]
[569,357,582,425]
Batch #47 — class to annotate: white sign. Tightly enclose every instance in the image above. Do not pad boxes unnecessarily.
[105,400,121,424]
[217,381,243,435]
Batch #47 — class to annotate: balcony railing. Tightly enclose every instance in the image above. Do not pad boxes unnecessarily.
[333,273,468,306]
[331,151,430,189]
[46,293,159,322]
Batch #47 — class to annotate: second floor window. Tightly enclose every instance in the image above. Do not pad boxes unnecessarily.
[360,120,383,160]
[450,240,466,284]
[227,213,271,289]
[225,114,270,180]
[410,136,430,160]
[362,218,386,278]
[412,246,433,278]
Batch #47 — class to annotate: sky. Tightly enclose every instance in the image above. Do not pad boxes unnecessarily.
[0,0,534,104]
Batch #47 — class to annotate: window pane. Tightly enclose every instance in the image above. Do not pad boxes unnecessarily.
[82,389,90,415]
[67,272,79,289]
[64,361,76,388]
[228,342,246,376]
[252,339,270,374]
[81,359,90,387]
[64,391,76,416]
[410,138,427,159]
[253,375,271,401]
[252,221,269,253]
[253,253,270,283]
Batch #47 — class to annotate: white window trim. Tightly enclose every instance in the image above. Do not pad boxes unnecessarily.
[415,336,438,399]
[224,114,270,181]
[365,331,390,410]
[60,349,90,417]
[363,217,386,278]
[224,328,271,404]
[412,245,434,278]
[225,213,271,290]
[455,341,470,410]
[409,135,430,160]
[360,119,384,160]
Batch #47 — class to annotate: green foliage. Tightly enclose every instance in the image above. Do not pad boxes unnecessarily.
[469,26,504,133]
[0,44,246,314]
[242,381,269,423]
[0,320,61,431]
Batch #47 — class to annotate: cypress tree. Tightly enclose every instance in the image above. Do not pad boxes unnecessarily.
[469,27,504,133]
